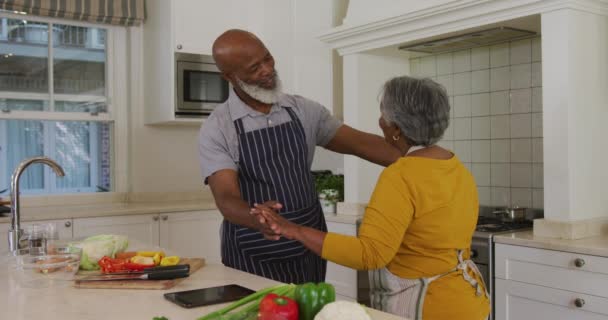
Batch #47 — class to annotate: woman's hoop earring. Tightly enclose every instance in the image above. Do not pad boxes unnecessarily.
[392,135,400,141]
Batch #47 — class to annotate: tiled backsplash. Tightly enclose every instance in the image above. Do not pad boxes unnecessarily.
[410,37,543,209]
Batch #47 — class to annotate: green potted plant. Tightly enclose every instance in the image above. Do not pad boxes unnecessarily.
[314,174,344,215]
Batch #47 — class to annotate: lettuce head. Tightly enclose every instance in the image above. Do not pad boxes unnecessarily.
[73,234,129,270]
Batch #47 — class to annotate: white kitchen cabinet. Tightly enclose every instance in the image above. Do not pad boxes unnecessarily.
[72,211,223,262]
[73,214,160,246]
[495,243,608,320]
[142,0,251,125]
[159,210,223,263]
[0,218,73,253]
[495,279,608,320]
[0,211,223,263]
[172,0,251,56]
[325,221,358,299]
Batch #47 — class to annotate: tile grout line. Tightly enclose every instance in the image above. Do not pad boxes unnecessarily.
[417,38,544,208]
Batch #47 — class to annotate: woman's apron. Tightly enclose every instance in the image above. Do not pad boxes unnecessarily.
[369,145,490,319]
[221,107,327,284]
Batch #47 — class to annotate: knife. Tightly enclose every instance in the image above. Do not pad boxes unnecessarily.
[102,264,190,276]
[78,265,190,281]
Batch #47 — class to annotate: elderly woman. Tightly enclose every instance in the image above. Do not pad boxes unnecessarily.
[252,76,490,320]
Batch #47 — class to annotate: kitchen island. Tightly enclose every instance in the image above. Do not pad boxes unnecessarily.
[0,261,405,320]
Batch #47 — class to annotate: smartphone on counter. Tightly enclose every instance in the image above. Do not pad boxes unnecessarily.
[164,284,256,308]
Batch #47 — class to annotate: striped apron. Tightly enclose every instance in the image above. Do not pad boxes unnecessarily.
[369,146,490,319]
[370,250,489,319]
[221,107,327,284]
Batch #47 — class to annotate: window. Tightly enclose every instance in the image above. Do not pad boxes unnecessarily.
[0,14,127,196]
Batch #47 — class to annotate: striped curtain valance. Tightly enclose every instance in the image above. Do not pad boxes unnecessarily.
[0,0,145,26]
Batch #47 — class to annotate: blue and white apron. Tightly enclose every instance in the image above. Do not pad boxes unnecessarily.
[221,107,327,284]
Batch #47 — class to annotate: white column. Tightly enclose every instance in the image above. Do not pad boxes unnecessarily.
[342,51,409,203]
[536,8,608,238]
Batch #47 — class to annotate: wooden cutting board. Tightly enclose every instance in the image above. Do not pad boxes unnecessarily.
[73,258,205,290]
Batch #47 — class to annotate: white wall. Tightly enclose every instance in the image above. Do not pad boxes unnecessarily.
[292,0,349,173]
[542,9,608,222]
[129,27,204,193]
[249,0,296,94]
[343,50,410,203]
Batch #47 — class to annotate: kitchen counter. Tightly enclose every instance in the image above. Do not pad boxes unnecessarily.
[494,230,608,257]
[0,262,404,320]
[323,213,363,224]
[0,198,363,225]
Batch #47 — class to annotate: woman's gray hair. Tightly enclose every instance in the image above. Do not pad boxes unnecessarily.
[380,76,450,146]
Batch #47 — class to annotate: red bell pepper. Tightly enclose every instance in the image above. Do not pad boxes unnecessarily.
[123,261,155,271]
[258,293,299,320]
[98,256,128,273]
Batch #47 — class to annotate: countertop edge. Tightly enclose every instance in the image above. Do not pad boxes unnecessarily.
[494,230,608,258]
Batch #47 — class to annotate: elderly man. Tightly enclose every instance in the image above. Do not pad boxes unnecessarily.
[198,29,400,283]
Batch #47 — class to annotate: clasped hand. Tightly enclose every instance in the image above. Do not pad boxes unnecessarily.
[250,201,297,240]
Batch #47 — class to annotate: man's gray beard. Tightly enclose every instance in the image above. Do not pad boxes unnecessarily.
[235,74,282,104]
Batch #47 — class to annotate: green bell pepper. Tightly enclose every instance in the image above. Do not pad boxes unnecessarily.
[294,282,336,320]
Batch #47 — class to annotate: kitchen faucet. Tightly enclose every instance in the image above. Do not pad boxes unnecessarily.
[8,157,65,255]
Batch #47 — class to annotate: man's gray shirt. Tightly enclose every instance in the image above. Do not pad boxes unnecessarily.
[198,90,342,184]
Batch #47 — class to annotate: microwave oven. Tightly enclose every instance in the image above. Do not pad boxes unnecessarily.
[175,53,230,117]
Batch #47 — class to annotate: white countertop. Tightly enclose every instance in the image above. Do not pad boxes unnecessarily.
[0,262,404,320]
[494,230,608,257]
[0,199,362,225]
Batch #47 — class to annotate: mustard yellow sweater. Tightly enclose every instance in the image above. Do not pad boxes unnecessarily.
[322,155,490,320]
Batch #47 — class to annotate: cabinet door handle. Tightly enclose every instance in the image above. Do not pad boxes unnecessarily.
[161,215,168,221]
[574,298,585,308]
[64,221,72,227]
[574,258,585,268]
[177,44,182,50]
[153,216,159,221]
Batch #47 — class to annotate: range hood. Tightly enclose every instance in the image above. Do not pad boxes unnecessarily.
[399,27,537,54]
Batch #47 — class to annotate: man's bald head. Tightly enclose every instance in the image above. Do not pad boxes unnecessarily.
[212,29,267,75]
[212,29,281,105]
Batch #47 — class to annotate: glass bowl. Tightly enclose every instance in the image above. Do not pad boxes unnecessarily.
[13,242,82,288]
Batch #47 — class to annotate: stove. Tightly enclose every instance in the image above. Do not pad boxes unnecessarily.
[476,216,533,233]
[471,215,533,320]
